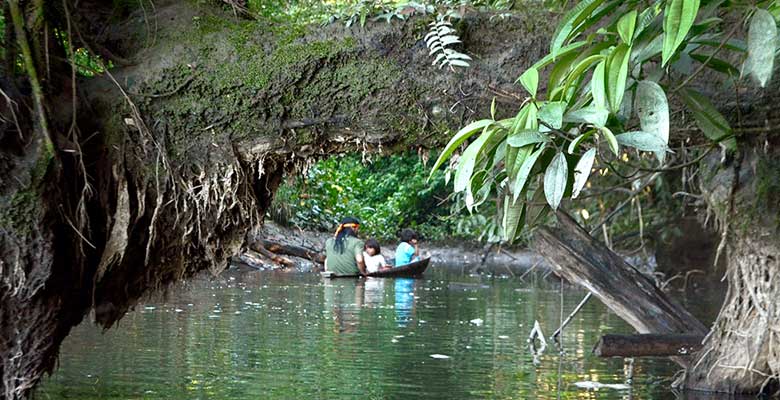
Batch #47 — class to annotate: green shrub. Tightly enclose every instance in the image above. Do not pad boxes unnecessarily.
[270,152,496,241]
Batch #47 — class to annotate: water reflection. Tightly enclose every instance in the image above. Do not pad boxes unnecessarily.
[364,278,385,307]
[323,278,364,333]
[394,278,416,328]
[38,269,725,400]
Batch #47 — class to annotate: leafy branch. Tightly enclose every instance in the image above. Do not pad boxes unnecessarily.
[432,0,780,242]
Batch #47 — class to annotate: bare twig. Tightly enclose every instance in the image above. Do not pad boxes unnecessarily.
[672,22,742,94]
[588,172,662,236]
[552,292,593,343]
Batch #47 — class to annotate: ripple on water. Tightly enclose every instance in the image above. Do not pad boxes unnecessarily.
[39,269,723,399]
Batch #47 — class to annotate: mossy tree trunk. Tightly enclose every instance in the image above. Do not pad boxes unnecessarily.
[681,120,780,394]
[0,1,552,398]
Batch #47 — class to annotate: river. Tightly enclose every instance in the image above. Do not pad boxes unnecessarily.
[38,267,722,399]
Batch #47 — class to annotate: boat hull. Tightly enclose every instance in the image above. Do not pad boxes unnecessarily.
[322,258,430,278]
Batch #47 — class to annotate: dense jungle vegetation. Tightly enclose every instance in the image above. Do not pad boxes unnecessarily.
[2,0,779,398]
[271,150,683,250]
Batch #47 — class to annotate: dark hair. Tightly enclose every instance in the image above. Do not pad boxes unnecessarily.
[398,228,418,243]
[365,238,381,253]
[334,216,361,253]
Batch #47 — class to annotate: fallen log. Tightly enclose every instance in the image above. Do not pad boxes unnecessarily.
[594,334,705,358]
[252,239,325,264]
[252,245,295,268]
[233,249,275,270]
[532,211,708,367]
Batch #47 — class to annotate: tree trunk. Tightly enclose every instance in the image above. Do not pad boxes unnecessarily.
[680,141,780,394]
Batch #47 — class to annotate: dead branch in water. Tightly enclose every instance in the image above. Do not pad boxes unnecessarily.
[533,211,708,367]
[594,334,704,358]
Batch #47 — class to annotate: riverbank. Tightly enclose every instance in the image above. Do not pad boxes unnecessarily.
[235,222,671,277]
[232,220,722,294]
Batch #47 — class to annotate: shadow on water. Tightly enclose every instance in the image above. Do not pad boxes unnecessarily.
[37,267,728,399]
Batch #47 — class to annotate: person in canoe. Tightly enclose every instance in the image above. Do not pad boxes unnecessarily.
[324,217,367,276]
[363,239,390,273]
[395,228,420,267]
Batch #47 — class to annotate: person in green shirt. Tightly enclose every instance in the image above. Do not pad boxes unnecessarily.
[324,217,367,276]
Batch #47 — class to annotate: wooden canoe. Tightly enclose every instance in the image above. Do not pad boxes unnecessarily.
[322,258,430,279]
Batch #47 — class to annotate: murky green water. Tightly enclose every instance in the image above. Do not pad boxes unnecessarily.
[38,268,721,399]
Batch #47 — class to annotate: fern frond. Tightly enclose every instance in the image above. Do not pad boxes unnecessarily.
[425,18,471,71]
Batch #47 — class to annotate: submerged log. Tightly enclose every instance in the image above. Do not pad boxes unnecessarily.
[533,211,708,367]
[594,334,704,358]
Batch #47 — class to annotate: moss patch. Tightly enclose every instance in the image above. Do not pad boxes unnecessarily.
[0,141,52,235]
[288,58,402,119]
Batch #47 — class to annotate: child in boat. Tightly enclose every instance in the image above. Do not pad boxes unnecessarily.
[363,239,389,273]
[395,229,420,267]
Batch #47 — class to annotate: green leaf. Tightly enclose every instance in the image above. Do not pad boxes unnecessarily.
[564,105,609,127]
[453,128,496,192]
[690,53,740,77]
[572,148,596,198]
[507,129,551,148]
[492,141,507,170]
[525,101,539,130]
[490,97,497,119]
[544,152,569,210]
[615,130,670,152]
[502,195,526,242]
[512,145,545,202]
[538,101,567,129]
[550,0,606,57]
[679,88,735,149]
[635,81,669,163]
[528,41,589,71]
[430,119,493,178]
[561,55,605,103]
[631,34,664,64]
[617,10,638,44]
[662,0,700,66]
[547,51,580,97]
[518,67,539,97]
[591,60,607,110]
[506,145,520,180]
[744,8,777,87]
[606,44,631,113]
[617,81,634,122]
[567,129,597,154]
[599,126,619,156]
[634,3,663,40]
[510,104,531,135]
[509,145,533,183]
[692,37,746,53]
[466,170,489,212]
[507,105,532,179]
